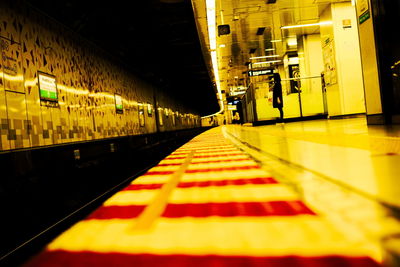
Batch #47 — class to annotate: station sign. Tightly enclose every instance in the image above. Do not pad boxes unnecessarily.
[147,103,153,116]
[115,94,123,114]
[227,105,237,110]
[38,72,58,102]
[248,69,273,77]
[358,0,370,24]
[229,86,247,96]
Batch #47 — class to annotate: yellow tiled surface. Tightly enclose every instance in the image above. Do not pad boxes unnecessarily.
[25,127,382,267]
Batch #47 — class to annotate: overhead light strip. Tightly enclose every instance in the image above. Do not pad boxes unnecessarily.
[281,21,332,29]
[252,60,281,65]
[202,0,224,119]
[250,55,280,60]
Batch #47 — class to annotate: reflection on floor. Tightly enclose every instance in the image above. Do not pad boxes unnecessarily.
[24,118,400,266]
[227,118,400,206]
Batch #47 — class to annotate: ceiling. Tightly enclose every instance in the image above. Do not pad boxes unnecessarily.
[24,0,220,116]
[192,0,350,103]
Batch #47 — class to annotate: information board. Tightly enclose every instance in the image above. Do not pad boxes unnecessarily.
[248,69,273,77]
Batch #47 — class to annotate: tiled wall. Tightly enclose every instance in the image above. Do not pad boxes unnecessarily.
[0,2,200,151]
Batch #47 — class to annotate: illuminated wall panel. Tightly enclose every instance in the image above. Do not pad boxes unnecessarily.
[5,91,29,149]
[0,91,10,150]
[0,2,199,152]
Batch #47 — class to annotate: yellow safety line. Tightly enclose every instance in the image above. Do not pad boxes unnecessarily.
[131,150,196,231]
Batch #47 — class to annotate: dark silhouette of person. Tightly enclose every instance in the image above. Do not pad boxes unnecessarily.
[272,73,284,122]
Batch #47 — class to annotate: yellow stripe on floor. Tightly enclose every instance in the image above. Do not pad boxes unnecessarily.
[47,217,379,259]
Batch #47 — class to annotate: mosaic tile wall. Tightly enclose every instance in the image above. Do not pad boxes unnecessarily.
[0,2,200,151]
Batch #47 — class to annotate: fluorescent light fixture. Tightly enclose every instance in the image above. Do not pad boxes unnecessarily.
[270,39,282,42]
[281,21,333,29]
[219,44,226,48]
[265,48,275,51]
[202,0,224,119]
[250,55,279,60]
[253,60,281,65]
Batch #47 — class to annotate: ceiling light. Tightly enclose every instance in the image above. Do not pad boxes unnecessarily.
[253,60,281,65]
[287,37,297,46]
[202,0,224,118]
[265,48,275,51]
[250,55,279,60]
[281,21,333,29]
[270,39,282,42]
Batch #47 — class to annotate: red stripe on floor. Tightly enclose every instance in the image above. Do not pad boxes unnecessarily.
[177,177,278,187]
[123,184,164,190]
[166,153,245,160]
[158,158,251,166]
[24,251,380,267]
[85,205,145,220]
[171,149,239,155]
[185,165,260,173]
[123,177,278,191]
[85,201,316,220]
[164,156,186,160]
[144,165,260,176]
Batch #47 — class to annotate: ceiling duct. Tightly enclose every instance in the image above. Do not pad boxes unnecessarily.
[256,27,266,35]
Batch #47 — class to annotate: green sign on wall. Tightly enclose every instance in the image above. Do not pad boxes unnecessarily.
[359,11,370,24]
[358,0,371,24]
[38,72,58,102]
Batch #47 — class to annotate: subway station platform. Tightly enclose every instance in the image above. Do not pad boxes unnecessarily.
[24,118,400,267]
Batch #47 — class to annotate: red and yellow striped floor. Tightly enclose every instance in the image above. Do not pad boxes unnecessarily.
[25,128,381,267]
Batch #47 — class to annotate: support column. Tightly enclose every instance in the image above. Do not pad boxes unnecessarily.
[357,0,400,124]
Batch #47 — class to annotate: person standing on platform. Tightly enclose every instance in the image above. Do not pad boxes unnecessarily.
[232,111,240,124]
[272,73,284,123]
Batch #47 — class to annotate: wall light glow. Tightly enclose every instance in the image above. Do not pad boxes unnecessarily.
[281,21,333,29]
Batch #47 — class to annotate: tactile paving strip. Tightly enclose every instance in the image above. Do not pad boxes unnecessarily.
[24,128,381,267]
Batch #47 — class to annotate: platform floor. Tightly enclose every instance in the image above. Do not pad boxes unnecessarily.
[25,118,400,267]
